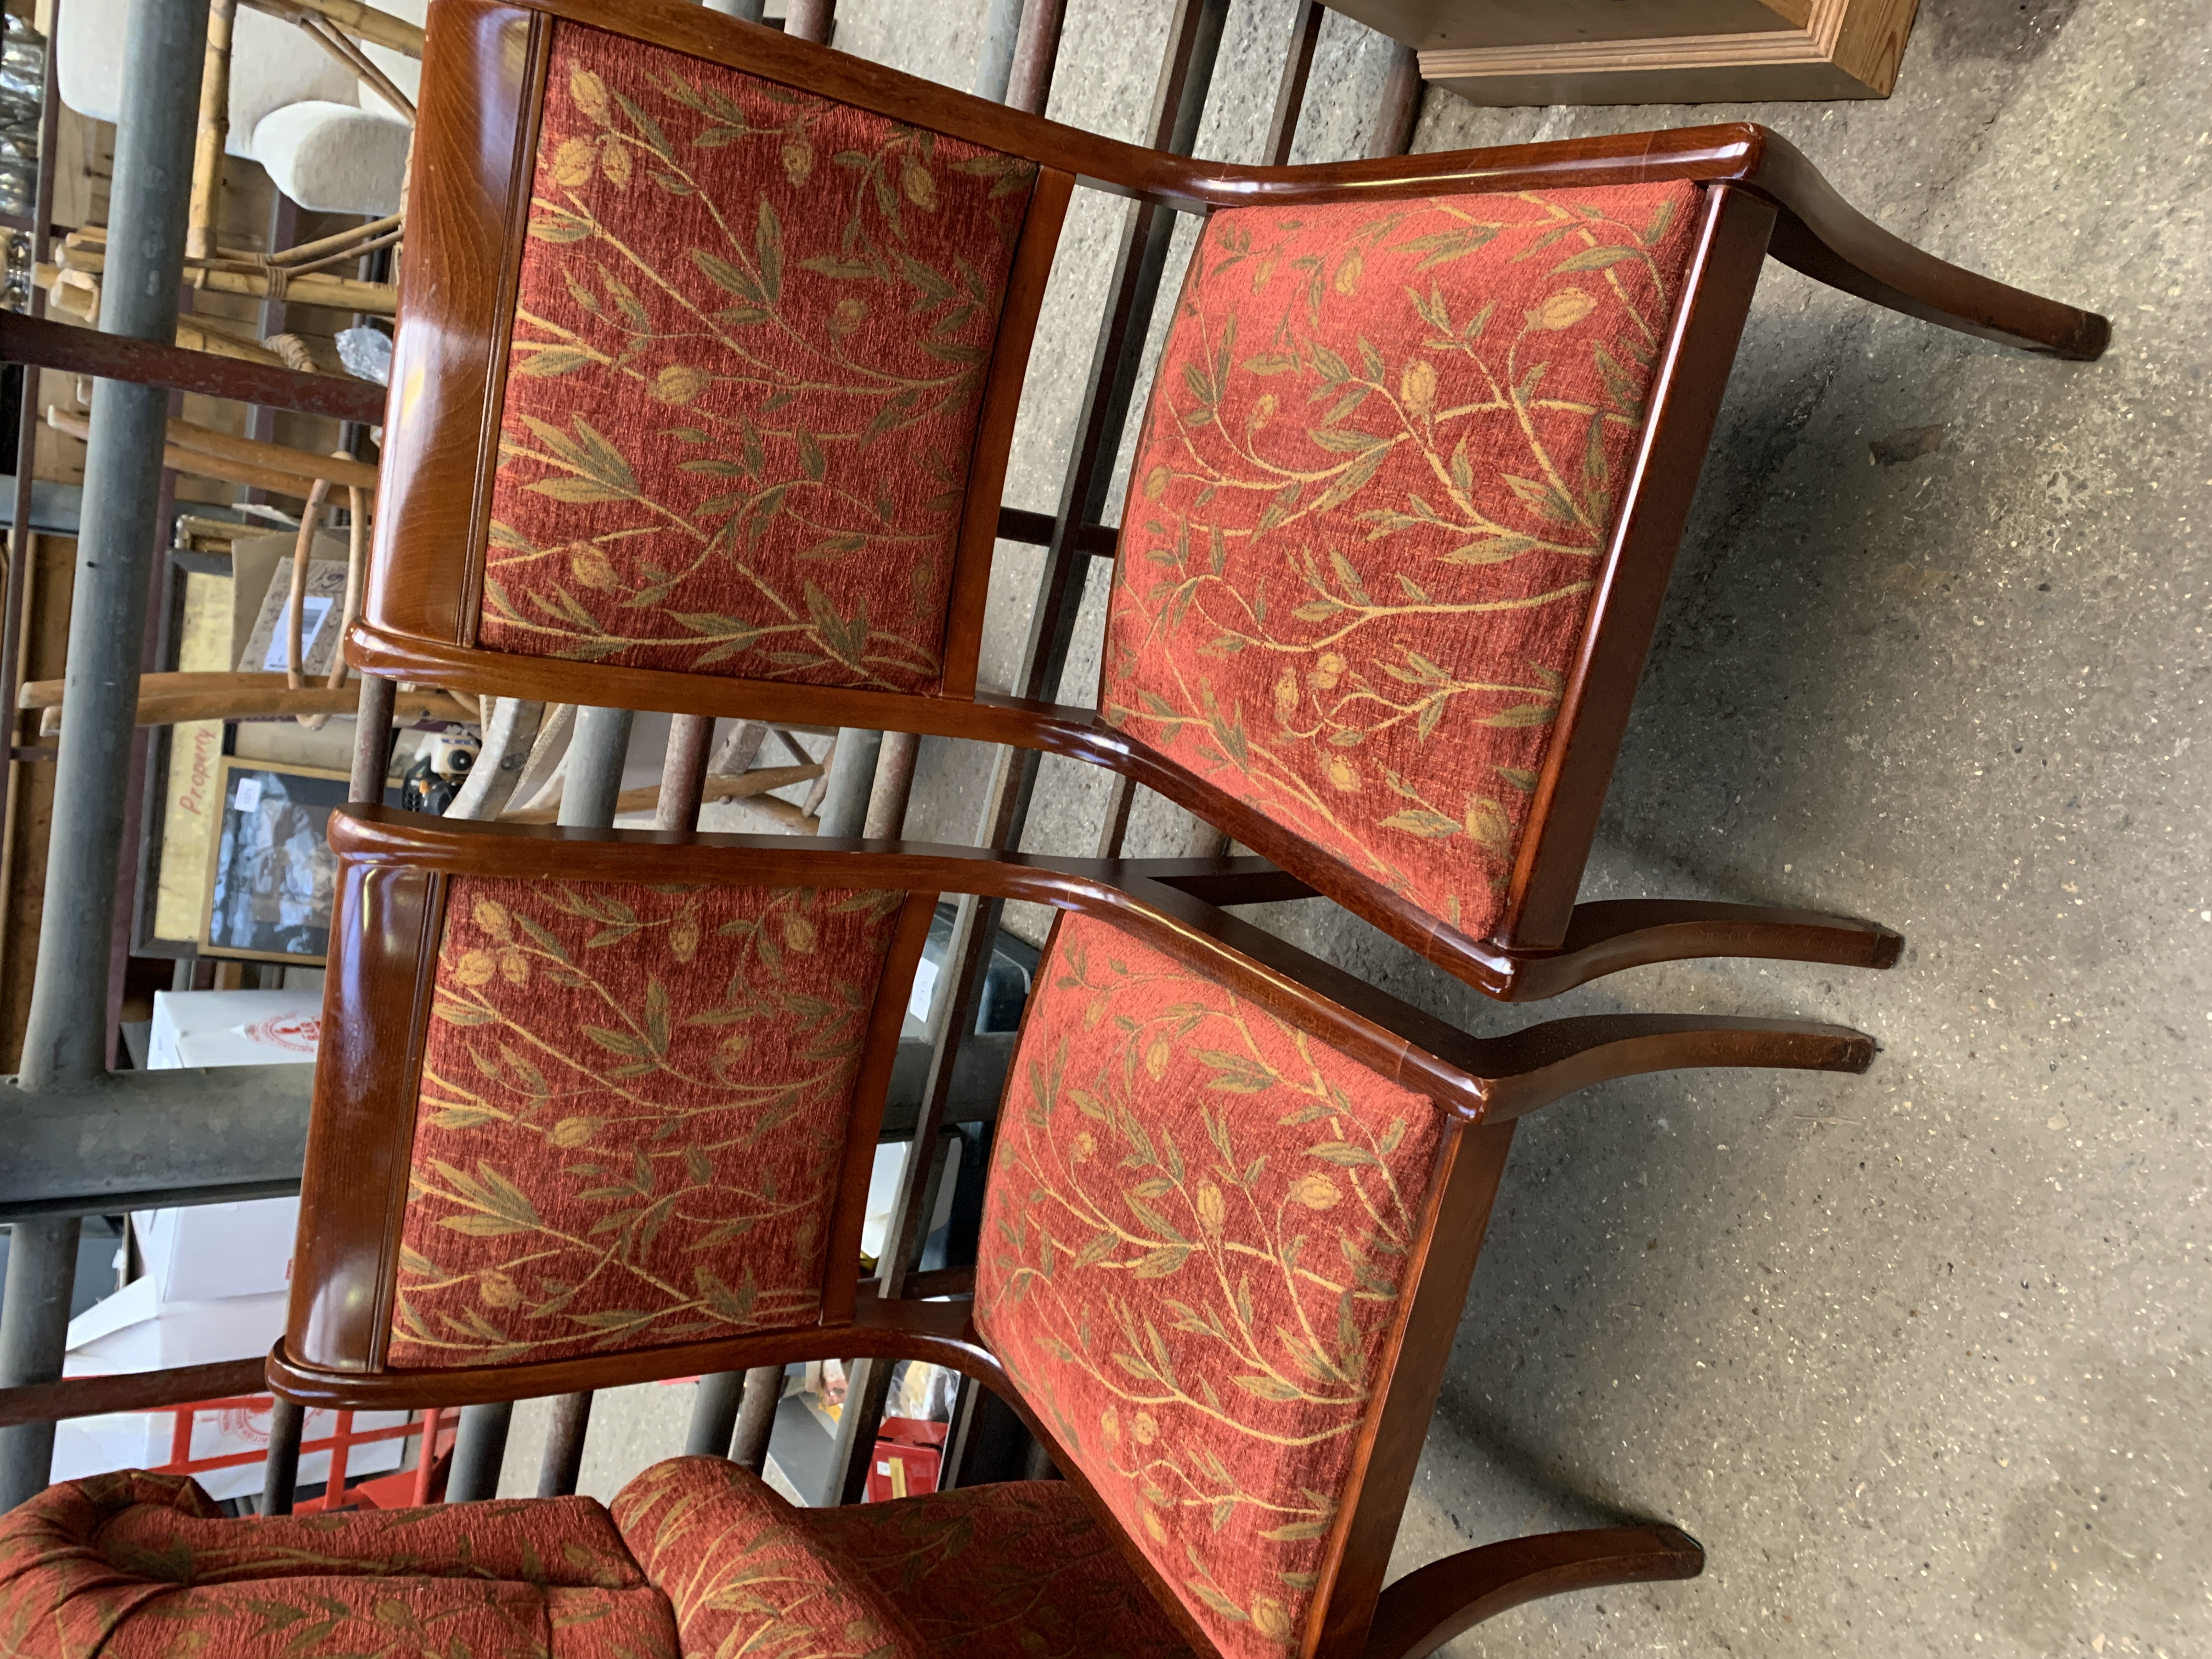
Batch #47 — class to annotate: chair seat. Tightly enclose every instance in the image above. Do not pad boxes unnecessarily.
[1,1462,1189,1659]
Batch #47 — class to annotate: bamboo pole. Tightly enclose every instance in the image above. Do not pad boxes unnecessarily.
[45,250,397,314]
[329,483,367,690]
[70,210,401,270]
[498,763,826,826]
[289,474,336,687]
[25,673,475,728]
[238,0,423,58]
[45,406,331,496]
[186,0,238,262]
[165,416,378,489]
[297,14,415,121]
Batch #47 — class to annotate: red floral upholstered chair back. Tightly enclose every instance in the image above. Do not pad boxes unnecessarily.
[364,0,1065,707]
[280,810,933,1388]
[972,909,1497,1659]
[1100,186,1698,949]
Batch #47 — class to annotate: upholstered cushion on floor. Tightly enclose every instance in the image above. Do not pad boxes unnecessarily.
[809,1476,1195,1659]
[0,1469,674,1659]
[387,877,902,1370]
[973,913,1448,1659]
[1100,182,1700,945]
[482,21,1038,692]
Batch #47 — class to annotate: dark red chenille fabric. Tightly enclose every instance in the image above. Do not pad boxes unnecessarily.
[1101,184,1700,943]
[387,878,900,1370]
[973,915,1446,1659]
[482,22,1037,692]
[0,1472,672,1659]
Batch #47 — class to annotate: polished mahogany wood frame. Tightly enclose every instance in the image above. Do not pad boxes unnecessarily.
[270,806,1875,1659]
[356,0,2104,1001]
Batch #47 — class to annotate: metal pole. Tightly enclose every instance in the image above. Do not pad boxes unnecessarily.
[445,1403,511,1502]
[971,0,1024,101]
[684,1368,747,1457]
[535,1390,591,1497]
[259,1396,304,1514]
[559,706,633,828]
[703,0,764,16]
[0,1217,80,1508]
[812,727,879,839]
[0,0,207,1509]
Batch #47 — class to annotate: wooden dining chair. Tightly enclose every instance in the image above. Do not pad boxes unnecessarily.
[268,805,1872,1657]
[351,0,2106,1003]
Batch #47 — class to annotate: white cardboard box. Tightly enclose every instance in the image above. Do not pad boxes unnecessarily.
[146,988,323,1069]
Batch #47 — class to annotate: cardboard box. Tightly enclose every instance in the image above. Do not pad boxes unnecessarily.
[146,988,321,1068]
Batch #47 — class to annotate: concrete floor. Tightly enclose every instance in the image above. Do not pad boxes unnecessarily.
[501,4,2211,1654]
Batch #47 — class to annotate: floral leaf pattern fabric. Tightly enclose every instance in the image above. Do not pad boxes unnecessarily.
[809,1479,1193,1659]
[0,1472,675,1659]
[389,876,901,1369]
[480,23,1036,690]
[611,1456,929,1659]
[1102,184,1699,943]
[973,915,1446,1659]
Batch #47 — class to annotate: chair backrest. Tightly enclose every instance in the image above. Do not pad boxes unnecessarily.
[284,809,935,1384]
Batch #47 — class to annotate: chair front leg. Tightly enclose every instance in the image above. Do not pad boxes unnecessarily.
[1364,1525,1705,1659]
[1494,897,1903,1001]
[1473,1013,1875,1124]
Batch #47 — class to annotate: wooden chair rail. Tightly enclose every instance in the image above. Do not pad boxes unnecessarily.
[504,0,2103,356]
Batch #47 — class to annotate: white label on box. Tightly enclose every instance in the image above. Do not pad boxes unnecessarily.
[907,956,938,1023]
[232,776,263,813]
[261,595,334,671]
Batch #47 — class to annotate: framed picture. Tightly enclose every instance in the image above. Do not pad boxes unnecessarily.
[198,757,353,965]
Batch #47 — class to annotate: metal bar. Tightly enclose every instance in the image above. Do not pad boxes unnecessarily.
[0,1031,1009,1220]
[1006,0,1067,112]
[0,1217,80,1508]
[730,1364,780,1472]
[994,503,1116,557]
[260,1397,304,1514]
[350,673,397,800]
[1265,0,1323,167]
[0,0,209,1506]
[684,1369,747,1457]
[0,1356,264,1427]
[785,0,831,43]
[972,0,1024,101]
[654,713,713,831]
[409,1406,443,1504]
[536,1391,592,1497]
[0,312,387,424]
[862,730,918,839]
[560,707,633,828]
[702,0,765,18]
[445,1402,511,1501]
[813,726,879,838]
[1367,40,1424,161]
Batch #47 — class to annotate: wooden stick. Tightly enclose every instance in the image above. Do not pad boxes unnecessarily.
[298,14,415,122]
[50,247,397,314]
[290,475,336,689]
[238,0,424,58]
[44,406,330,497]
[70,210,403,269]
[499,763,826,826]
[165,416,379,490]
[329,483,368,691]
[27,673,474,728]
[188,0,238,262]
[281,226,403,280]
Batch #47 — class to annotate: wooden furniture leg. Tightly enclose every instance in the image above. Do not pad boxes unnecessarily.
[1496,898,1904,1001]
[1364,1525,1705,1659]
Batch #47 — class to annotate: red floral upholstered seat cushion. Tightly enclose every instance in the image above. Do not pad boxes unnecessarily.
[0,1470,672,1659]
[612,1456,930,1659]
[1101,183,1700,944]
[809,1477,1194,1659]
[483,22,1037,691]
[388,878,902,1369]
[973,914,1447,1659]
